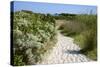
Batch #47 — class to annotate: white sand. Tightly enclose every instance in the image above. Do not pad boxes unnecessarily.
[38,33,92,64]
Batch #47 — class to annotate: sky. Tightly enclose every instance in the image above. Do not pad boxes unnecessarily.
[11,1,97,14]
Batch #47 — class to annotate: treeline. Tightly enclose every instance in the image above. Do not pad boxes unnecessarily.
[53,13,76,20]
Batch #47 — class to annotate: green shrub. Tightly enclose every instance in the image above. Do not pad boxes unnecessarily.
[13,54,25,66]
[12,10,57,65]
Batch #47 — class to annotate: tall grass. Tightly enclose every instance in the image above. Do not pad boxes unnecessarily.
[74,15,97,60]
[58,14,97,60]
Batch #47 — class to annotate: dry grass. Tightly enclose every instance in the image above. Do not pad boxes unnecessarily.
[56,14,97,60]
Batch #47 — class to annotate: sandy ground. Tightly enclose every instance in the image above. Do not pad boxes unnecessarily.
[38,33,92,64]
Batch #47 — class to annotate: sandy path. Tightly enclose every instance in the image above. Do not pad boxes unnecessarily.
[38,33,92,64]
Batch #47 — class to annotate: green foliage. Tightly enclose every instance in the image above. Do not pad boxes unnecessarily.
[74,29,97,60]
[59,21,85,36]
[12,10,57,66]
[54,13,76,20]
[74,15,97,29]
[13,54,25,66]
[57,14,97,60]
[86,48,97,60]
[73,15,97,60]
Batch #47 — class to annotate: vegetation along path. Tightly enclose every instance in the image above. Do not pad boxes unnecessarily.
[38,32,92,64]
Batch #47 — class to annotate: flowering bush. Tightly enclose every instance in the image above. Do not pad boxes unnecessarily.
[12,10,57,65]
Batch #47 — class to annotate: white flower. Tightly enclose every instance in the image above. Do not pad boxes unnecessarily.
[13,29,23,36]
[26,33,39,41]
[16,39,22,46]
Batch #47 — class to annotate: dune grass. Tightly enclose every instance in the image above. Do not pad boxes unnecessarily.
[58,14,97,60]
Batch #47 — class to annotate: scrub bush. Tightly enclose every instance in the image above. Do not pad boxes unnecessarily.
[12,10,57,65]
